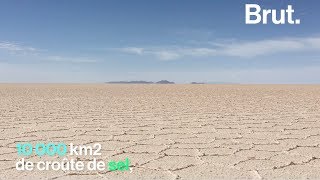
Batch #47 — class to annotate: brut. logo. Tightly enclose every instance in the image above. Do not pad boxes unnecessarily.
[245,4,301,25]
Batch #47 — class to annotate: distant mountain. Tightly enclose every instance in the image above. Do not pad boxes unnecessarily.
[156,80,175,84]
[106,80,175,84]
[107,81,153,84]
[191,82,205,84]
[106,80,235,84]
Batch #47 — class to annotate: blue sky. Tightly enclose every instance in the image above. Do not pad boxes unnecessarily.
[0,0,320,83]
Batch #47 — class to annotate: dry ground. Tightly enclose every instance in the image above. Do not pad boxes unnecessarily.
[0,84,320,180]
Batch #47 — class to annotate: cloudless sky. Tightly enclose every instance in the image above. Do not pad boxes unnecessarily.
[0,0,320,83]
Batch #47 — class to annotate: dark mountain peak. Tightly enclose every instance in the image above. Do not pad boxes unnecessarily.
[156,80,175,84]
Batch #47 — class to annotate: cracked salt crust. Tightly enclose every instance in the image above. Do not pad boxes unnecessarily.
[0,84,320,179]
